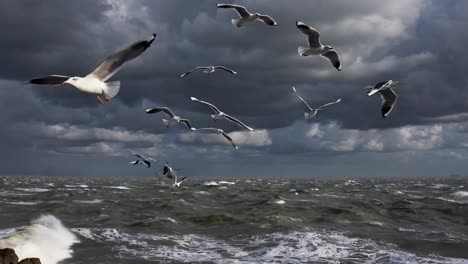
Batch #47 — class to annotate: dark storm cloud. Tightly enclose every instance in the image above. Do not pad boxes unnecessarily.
[0,0,468,177]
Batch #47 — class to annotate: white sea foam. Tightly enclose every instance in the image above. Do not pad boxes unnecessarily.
[218,181,236,185]
[2,201,40,205]
[103,186,131,190]
[64,184,89,188]
[451,191,468,198]
[72,199,103,204]
[83,230,468,264]
[0,214,79,264]
[203,181,219,187]
[14,188,51,193]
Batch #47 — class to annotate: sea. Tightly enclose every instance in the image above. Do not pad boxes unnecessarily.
[0,176,467,264]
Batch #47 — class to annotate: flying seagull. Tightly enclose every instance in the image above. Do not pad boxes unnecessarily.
[292,87,341,120]
[365,80,400,118]
[180,66,237,78]
[145,107,195,130]
[163,161,176,180]
[196,128,238,149]
[27,34,157,105]
[129,153,156,168]
[162,161,186,188]
[217,4,277,27]
[296,21,341,71]
[191,97,254,131]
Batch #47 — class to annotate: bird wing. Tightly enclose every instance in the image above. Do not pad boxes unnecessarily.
[178,177,188,184]
[317,98,342,110]
[180,67,207,78]
[292,86,313,111]
[221,131,238,149]
[217,4,250,18]
[163,165,170,176]
[132,153,145,160]
[190,97,221,114]
[129,160,140,165]
[214,66,237,75]
[145,107,175,118]
[224,114,254,131]
[258,15,277,26]
[87,34,156,81]
[142,160,151,168]
[379,88,398,118]
[320,50,341,71]
[296,21,321,48]
[374,80,390,89]
[196,128,218,133]
[27,75,70,85]
[180,119,195,130]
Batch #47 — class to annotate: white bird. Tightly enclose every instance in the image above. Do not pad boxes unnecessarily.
[145,107,195,130]
[191,97,254,131]
[27,34,157,105]
[365,80,400,118]
[180,66,237,78]
[296,21,341,71]
[129,153,156,168]
[196,128,238,149]
[217,3,277,28]
[292,87,341,120]
[172,176,188,189]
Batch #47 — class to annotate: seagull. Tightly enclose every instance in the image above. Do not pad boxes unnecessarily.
[162,161,186,188]
[196,128,238,149]
[292,87,341,120]
[145,107,195,130]
[191,97,254,131]
[365,80,400,96]
[172,176,188,189]
[296,21,341,71]
[365,80,400,118]
[217,4,277,27]
[129,153,156,168]
[180,66,237,78]
[26,34,157,105]
[163,161,176,180]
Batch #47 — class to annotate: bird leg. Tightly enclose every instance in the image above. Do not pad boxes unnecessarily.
[97,96,104,105]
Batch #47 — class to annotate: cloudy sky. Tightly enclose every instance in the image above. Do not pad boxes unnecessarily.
[1,0,467,177]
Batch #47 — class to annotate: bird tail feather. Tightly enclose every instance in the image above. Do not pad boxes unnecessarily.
[231,18,242,27]
[103,81,121,99]
[298,46,310,56]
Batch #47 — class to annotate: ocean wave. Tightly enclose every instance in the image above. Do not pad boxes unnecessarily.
[1,201,40,205]
[14,188,51,193]
[88,230,468,264]
[64,184,89,188]
[103,186,131,190]
[72,199,103,204]
[0,214,79,264]
[451,191,468,198]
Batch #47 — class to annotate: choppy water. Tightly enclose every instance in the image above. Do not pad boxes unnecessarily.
[0,176,467,264]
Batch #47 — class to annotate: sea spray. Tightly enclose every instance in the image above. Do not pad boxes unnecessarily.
[0,214,78,264]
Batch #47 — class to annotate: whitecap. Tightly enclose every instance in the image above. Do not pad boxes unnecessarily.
[2,201,40,206]
[451,191,468,198]
[203,181,219,187]
[103,186,131,190]
[14,188,51,193]
[0,214,79,264]
[64,184,89,188]
[218,181,235,185]
[72,199,103,204]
